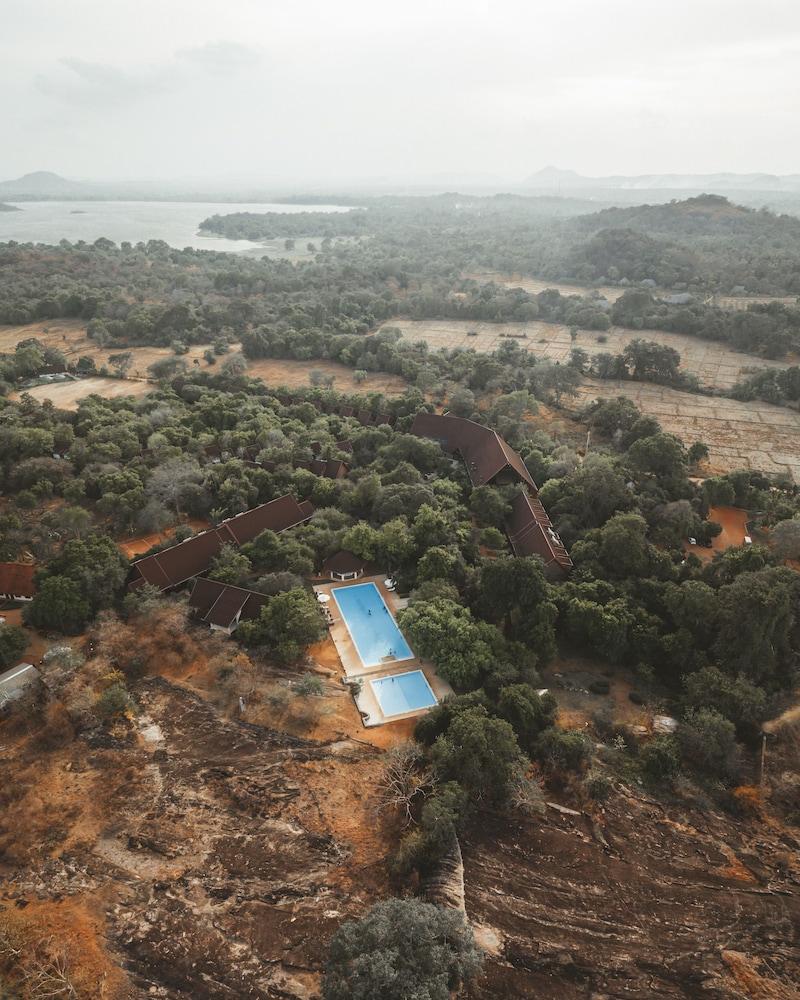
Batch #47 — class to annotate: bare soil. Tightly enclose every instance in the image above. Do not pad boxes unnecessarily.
[11,376,155,410]
[385,318,790,391]
[573,378,800,481]
[1,321,409,400]
[243,358,408,396]
[2,628,799,998]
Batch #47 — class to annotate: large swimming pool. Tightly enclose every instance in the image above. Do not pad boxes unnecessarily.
[371,670,438,717]
[331,582,414,668]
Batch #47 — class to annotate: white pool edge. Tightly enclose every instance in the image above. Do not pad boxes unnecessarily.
[369,668,438,719]
[330,581,415,669]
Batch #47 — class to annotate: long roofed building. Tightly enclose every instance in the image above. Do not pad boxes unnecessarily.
[128,494,314,592]
[411,410,572,577]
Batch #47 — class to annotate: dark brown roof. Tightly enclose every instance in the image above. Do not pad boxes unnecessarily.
[320,550,368,575]
[130,495,314,591]
[220,494,310,545]
[410,413,536,491]
[188,578,269,629]
[506,492,572,575]
[0,563,36,598]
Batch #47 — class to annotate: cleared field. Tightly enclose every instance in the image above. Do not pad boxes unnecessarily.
[12,376,154,409]
[0,321,408,397]
[387,318,788,391]
[0,319,213,377]
[468,272,799,311]
[466,272,627,301]
[244,357,408,395]
[573,378,800,481]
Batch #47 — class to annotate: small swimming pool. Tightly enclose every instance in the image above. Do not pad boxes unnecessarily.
[331,582,414,668]
[370,670,438,717]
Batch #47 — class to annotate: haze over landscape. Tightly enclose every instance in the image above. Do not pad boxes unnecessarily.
[3,0,800,188]
[2,4,800,1000]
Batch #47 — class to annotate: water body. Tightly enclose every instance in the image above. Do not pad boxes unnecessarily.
[0,200,351,253]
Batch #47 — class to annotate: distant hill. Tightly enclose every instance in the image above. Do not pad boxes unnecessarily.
[0,202,21,212]
[546,195,800,294]
[0,171,88,199]
[524,166,800,193]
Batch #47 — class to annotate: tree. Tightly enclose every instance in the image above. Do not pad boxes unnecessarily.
[626,432,687,492]
[220,353,248,377]
[0,624,26,668]
[431,704,523,805]
[713,568,797,684]
[107,352,133,378]
[683,666,767,738]
[640,735,681,782]
[398,599,494,689]
[677,708,741,781]
[208,544,252,585]
[496,684,558,753]
[25,577,91,633]
[448,385,475,417]
[468,486,512,528]
[33,535,127,616]
[771,518,800,561]
[148,357,188,381]
[687,441,710,465]
[534,727,593,774]
[322,899,482,1000]
[474,557,557,658]
[237,588,325,662]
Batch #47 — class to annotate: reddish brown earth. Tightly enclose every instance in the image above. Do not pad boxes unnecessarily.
[1,612,799,998]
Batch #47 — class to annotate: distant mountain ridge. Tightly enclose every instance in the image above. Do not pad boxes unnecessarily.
[525,166,800,192]
[0,171,88,198]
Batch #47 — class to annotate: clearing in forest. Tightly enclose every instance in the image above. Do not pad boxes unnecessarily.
[573,378,800,481]
[386,318,790,391]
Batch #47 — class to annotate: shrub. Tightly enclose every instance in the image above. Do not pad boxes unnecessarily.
[585,771,613,802]
[534,728,593,774]
[94,682,134,720]
[677,708,741,782]
[322,898,482,1000]
[640,735,681,782]
[292,672,325,697]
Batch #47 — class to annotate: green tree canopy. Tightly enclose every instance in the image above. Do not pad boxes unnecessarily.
[322,898,482,1000]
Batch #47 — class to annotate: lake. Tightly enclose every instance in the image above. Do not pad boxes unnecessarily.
[0,200,352,253]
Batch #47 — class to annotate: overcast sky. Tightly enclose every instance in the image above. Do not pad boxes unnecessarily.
[3,0,800,185]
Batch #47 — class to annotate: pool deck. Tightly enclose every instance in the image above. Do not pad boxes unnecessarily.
[313,574,453,727]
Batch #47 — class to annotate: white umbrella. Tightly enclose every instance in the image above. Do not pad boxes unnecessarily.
[317,592,331,603]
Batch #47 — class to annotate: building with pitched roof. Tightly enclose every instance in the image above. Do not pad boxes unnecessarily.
[505,491,573,579]
[410,412,536,490]
[0,563,36,601]
[128,494,314,592]
[411,410,572,577]
[188,578,269,634]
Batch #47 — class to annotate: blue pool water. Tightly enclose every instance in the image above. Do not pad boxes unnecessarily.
[371,670,438,717]
[331,582,414,668]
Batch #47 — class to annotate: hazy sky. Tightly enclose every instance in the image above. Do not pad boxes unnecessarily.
[3,0,800,184]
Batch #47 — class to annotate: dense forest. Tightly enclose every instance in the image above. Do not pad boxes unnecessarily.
[200,192,800,296]
[2,193,800,998]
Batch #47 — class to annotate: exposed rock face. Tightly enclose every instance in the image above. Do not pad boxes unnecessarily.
[422,836,465,913]
[0,677,385,999]
[2,675,799,999]
[462,789,800,998]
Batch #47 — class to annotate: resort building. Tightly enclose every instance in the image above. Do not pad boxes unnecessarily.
[0,563,36,601]
[505,491,573,580]
[188,578,269,634]
[128,494,314,592]
[410,412,536,489]
[411,410,572,575]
